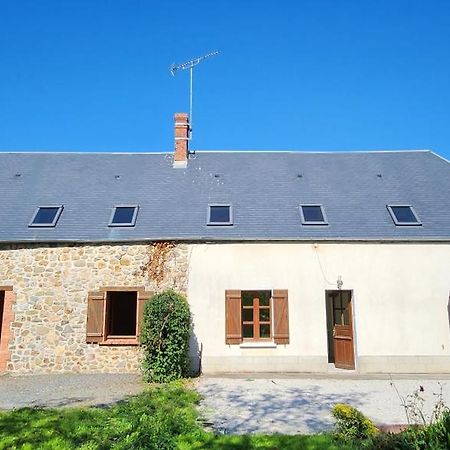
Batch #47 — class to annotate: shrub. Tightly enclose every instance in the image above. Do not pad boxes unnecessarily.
[332,403,378,441]
[140,290,192,382]
[368,430,419,450]
[418,409,450,450]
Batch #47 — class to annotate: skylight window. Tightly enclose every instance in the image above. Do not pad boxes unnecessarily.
[387,205,421,226]
[300,205,328,225]
[109,206,139,227]
[29,206,63,227]
[207,204,233,225]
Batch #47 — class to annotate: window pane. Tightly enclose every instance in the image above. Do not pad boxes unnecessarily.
[343,309,350,325]
[241,292,254,307]
[302,205,324,222]
[391,206,418,223]
[334,310,341,325]
[111,207,136,224]
[259,308,270,322]
[260,324,270,338]
[258,291,271,306]
[341,293,350,309]
[242,308,253,321]
[209,205,230,223]
[333,296,342,311]
[242,324,253,338]
[33,207,59,224]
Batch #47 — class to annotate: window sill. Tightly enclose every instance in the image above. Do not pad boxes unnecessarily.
[99,337,139,346]
[240,342,277,349]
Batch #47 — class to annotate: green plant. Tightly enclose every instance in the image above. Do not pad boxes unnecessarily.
[390,380,448,427]
[368,383,450,450]
[140,289,192,382]
[369,412,450,450]
[0,383,201,450]
[331,403,378,442]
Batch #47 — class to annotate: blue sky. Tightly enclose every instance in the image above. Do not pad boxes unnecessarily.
[0,1,449,158]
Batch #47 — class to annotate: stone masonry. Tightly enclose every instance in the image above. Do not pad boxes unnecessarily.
[0,242,189,373]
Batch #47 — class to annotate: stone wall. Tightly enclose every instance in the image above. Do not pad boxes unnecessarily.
[0,242,189,373]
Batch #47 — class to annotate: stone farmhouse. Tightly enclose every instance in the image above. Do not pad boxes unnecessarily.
[0,113,449,374]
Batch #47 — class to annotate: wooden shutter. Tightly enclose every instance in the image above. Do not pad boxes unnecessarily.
[225,290,242,344]
[86,291,105,343]
[137,291,153,340]
[273,289,289,344]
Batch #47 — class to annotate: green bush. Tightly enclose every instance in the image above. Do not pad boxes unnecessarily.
[332,403,378,442]
[140,289,192,382]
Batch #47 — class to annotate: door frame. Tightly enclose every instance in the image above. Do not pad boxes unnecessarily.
[0,286,14,372]
[325,289,356,370]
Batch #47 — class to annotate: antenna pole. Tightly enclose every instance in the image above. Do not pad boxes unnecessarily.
[189,66,193,134]
[170,50,219,141]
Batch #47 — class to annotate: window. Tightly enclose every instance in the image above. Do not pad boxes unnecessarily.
[29,206,63,227]
[225,289,289,345]
[107,291,137,336]
[86,288,152,345]
[242,290,272,339]
[207,204,233,225]
[387,205,421,226]
[299,204,327,225]
[109,206,139,227]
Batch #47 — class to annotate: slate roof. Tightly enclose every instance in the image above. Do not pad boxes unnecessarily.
[0,150,449,242]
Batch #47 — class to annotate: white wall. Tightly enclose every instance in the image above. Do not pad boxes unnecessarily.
[187,242,450,373]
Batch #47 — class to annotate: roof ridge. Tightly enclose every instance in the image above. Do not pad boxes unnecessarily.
[193,149,431,154]
[0,149,432,155]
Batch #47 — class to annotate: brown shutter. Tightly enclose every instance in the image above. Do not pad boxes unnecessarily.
[225,290,242,344]
[273,289,289,344]
[137,291,153,340]
[86,291,105,343]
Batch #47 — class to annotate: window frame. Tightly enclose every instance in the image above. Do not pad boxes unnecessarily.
[102,288,140,345]
[241,290,273,342]
[87,286,152,346]
[387,205,422,226]
[207,203,233,226]
[299,204,328,225]
[108,205,139,227]
[28,205,64,228]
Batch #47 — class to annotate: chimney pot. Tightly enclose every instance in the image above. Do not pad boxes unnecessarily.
[173,113,190,168]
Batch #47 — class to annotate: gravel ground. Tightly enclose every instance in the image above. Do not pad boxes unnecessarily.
[196,376,450,435]
[0,373,144,410]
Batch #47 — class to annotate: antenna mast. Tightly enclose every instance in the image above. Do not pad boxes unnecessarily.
[170,50,219,137]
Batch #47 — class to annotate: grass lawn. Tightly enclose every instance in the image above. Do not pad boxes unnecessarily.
[0,382,353,450]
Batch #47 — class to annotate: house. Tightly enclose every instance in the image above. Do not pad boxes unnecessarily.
[0,113,449,374]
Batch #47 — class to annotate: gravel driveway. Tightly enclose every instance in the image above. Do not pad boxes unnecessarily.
[196,375,450,435]
[2,373,450,436]
[0,373,144,410]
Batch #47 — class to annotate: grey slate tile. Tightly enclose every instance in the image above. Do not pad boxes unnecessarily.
[0,150,449,242]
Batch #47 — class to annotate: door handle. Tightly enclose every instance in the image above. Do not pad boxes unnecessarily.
[332,328,336,337]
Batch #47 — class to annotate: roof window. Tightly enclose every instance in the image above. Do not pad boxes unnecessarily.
[109,206,139,227]
[300,204,328,225]
[207,204,233,226]
[387,205,421,226]
[29,206,63,227]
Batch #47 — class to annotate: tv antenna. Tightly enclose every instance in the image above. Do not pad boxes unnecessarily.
[170,50,219,136]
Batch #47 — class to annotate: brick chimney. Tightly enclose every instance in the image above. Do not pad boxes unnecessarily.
[173,113,190,168]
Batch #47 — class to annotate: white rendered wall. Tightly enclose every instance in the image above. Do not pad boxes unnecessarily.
[187,243,450,373]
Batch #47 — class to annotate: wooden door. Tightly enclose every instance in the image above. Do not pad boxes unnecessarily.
[330,291,355,369]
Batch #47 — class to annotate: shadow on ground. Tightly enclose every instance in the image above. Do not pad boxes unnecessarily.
[197,379,366,434]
